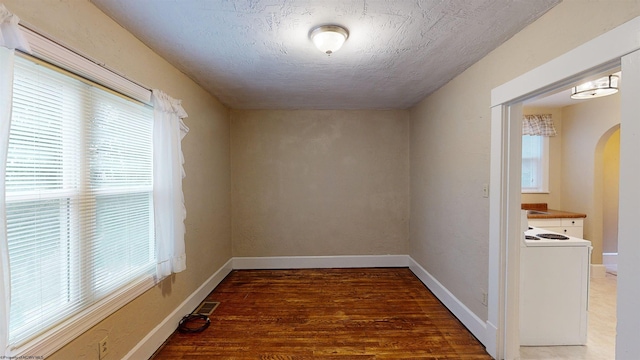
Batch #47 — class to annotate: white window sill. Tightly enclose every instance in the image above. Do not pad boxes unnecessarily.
[7,273,156,358]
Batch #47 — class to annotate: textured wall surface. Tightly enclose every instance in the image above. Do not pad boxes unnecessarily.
[231,110,409,256]
[2,1,232,359]
[409,0,640,321]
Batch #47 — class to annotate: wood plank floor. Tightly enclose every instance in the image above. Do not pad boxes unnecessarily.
[152,268,491,359]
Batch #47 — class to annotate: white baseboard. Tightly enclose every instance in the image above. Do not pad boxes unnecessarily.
[603,252,618,265]
[603,253,618,273]
[123,258,233,360]
[591,264,607,278]
[485,321,498,359]
[132,254,487,359]
[232,254,411,269]
[408,258,487,347]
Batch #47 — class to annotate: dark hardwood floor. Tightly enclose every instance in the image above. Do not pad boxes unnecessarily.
[152,268,491,359]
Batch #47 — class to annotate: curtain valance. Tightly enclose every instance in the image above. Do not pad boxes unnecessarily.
[523,114,556,136]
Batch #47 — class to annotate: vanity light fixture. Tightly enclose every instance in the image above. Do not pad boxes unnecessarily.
[310,25,349,55]
[570,74,619,99]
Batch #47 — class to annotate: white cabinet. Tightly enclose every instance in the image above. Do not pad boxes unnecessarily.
[528,218,584,238]
[520,244,591,345]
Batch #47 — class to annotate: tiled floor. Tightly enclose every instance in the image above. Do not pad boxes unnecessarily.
[520,274,617,360]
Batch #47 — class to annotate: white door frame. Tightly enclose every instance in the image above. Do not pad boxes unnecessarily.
[488,16,640,359]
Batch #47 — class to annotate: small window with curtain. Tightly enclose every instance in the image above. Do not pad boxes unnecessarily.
[5,55,155,345]
[521,114,555,193]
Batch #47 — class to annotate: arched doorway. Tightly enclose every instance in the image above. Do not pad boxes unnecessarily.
[595,125,621,274]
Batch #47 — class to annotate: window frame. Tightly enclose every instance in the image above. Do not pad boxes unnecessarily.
[521,134,550,194]
[5,26,155,358]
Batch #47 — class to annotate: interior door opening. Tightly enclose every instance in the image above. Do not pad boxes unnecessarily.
[488,16,640,360]
[517,74,621,359]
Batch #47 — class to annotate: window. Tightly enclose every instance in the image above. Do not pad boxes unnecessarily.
[5,56,154,345]
[521,135,549,193]
[2,19,188,358]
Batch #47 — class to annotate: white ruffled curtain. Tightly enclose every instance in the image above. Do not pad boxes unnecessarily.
[522,114,557,136]
[0,5,190,352]
[1,4,31,355]
[0,4,30,52]
[152,89,190,279]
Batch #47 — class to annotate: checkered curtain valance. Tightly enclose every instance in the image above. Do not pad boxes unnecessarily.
[523,114,556,136]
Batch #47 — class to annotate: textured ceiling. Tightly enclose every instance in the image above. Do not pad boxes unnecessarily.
[91,0,561,110]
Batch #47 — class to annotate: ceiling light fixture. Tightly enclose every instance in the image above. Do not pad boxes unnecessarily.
[310,25,349,55]
[570,74,619,100]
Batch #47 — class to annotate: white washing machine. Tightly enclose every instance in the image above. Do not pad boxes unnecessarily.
[520,225,592,346]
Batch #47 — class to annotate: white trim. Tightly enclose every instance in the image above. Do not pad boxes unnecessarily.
[603,253,618,274]
[18,25,151,104]
[487,105,505,360]
[485,321,498,359]
[489,15,640,360]
[491,16,640,107]
[232,255,411,269]
[123,259,233,360]
[408,258,487,346]
[10,274,155,358]
[603,252,618,265]
[617,49,640,358]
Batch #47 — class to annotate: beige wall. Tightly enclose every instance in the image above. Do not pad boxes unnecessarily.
[562,94,620,264]
[3,1,232,359]
[409,0,640,320]
[521,107,563,208]
[231,110,409,257]
[522,98,622,264]
[522,97,622,263]
[5,0,640,356]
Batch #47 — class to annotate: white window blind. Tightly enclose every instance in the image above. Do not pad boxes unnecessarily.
[5,55,154,345]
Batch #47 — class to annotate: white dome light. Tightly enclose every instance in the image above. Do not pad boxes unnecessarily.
[310,25,349,55]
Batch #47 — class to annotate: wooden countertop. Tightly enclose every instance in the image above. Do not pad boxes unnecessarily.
[526,209,587,219]
[521,203,587,219]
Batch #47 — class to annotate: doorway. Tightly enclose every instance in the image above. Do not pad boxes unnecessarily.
[519,91,621,359]
[487,16,640,360]
[599,126,620,275]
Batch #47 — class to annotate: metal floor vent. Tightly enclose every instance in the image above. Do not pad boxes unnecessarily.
[195,301,220,316]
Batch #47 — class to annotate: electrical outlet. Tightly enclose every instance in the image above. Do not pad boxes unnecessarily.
[482,291,488,306]
[99,336,109,359]
[482,184,489,198]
